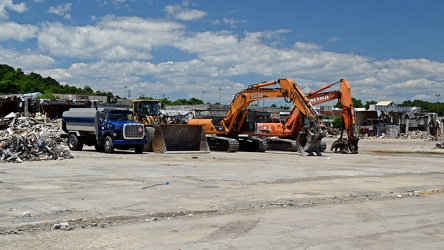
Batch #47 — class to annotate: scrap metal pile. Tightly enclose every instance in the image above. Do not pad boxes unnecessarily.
[0,113,72,163]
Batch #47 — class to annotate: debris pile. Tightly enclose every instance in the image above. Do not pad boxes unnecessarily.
[399,130,444,141]
[371,130,444,141]
[436,142,444,149]
[0,112,72,163]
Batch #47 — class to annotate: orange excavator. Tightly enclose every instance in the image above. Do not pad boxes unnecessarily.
[187,79,327,155]
[256,79,359,154]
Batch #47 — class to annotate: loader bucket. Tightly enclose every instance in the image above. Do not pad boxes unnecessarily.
[152,124,210,153]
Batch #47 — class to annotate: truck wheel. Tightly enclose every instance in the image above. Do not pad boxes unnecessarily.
[68,134,83,151]
[144,127,155,152]
[104,136,114,153]
[94,144,104,152]
[134,145,144,154]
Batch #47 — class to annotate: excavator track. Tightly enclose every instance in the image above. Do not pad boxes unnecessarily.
[265,138,298,152]
[206,136,240,152]
[238,136,268,152]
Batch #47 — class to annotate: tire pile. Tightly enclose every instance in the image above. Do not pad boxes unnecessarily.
[0,112,72,163]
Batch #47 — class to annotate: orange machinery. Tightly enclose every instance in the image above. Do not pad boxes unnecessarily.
[255,79,359,154]
[188,79,326,154]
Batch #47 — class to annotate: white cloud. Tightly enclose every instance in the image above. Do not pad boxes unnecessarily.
[222,18,247,28]
[294,42,321,51]
[1,3,443,104]
[0,22,38,41]
[48,3,72,20]
[176,9,206,21]
[37,16,185,60]
[0,0,27,20]
[165,2,207,21]
[0,47,55,69]
[328,36,341,42]
[112,0,126,4]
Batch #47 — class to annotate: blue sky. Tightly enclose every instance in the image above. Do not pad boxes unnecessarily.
[1,0,443,106]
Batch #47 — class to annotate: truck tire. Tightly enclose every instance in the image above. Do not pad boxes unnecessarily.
[144,127,155,152]
[134,145,144,154]
[94,144,104,152]
[68,134,83,151]
[104,136,114,153]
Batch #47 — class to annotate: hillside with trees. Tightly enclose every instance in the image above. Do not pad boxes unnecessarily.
[0,64,204,105]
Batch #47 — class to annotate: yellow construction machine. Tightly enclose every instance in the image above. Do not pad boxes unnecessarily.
[131,99,209,153]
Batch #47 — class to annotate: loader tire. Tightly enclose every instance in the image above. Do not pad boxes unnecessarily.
[144,127,155,152]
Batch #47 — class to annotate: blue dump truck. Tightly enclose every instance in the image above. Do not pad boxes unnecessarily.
[62,108,145,154]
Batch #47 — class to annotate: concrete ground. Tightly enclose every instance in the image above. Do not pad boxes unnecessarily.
[0,137,443,249]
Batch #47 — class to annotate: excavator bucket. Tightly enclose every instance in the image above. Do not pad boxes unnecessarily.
[331,137,359,154]
[151,123,210,153]
[296,124,327,156]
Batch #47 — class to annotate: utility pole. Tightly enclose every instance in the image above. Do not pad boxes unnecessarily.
[437,94,441,114]
[125,86,127,99]
[202,91,205,103]
[218,88,221,103]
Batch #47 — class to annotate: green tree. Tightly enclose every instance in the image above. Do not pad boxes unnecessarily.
[364,100,377,110]
[332,116,343,128]
[81,85,94,94]
[188,97,204,104]
[38,93,59,101]
[334,98,364,108]
[160,98,173,106]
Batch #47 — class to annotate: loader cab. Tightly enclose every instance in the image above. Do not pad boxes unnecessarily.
[132,100,164,122]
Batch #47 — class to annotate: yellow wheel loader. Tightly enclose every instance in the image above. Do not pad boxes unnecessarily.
[131,99,209,153]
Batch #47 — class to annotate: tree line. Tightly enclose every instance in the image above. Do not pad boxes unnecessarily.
[1,64,442,114]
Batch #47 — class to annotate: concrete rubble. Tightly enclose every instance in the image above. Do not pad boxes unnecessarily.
[436,141,444,149]
[360,129,443,141]
[398,130,443,141]
[0,112,72,163]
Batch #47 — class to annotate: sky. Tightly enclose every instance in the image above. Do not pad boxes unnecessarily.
[1,0,444,106]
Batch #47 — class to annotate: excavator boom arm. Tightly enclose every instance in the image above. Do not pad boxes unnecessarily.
[221,79,321,134]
